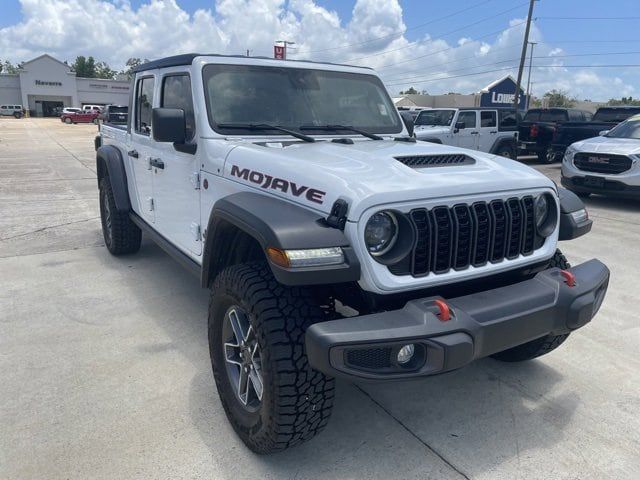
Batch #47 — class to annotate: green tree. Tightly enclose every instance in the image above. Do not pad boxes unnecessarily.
[72,56,97,78]
[0,60,20,74]
[95,61,116,79]
[120,57,149,79]
[607,96,640,106]
[542,89,576,108]
[399,87,419,95]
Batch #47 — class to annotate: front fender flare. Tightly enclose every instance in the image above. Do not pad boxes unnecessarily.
[201,192,360,287]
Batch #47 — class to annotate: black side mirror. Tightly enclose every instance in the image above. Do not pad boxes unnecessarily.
[152,107,186,143]
[454,121,466,132]
[399,111,415,137]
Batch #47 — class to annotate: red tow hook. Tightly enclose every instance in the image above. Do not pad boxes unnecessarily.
[434,299,452,321]
[560,269,576,287]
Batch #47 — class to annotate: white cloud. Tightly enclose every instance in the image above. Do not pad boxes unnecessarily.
[0,0,635,101]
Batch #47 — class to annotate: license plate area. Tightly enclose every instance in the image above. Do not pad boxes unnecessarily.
[584,176,605,188]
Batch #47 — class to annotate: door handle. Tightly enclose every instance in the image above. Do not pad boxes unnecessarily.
[470,131,479,135]
[149,157,165,170]
[128,150,139,158]
[489,130,498,134]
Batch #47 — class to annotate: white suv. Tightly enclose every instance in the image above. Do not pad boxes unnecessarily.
[414,108,519,158]
[0,105,24,118]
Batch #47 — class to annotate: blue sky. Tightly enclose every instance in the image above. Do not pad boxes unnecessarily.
[1,0,639,100]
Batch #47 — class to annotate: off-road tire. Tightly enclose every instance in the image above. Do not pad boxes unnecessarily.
[13,111,22,119]
[491,249,570,362]
[496,145,515,159]
[99,176,141,255]
[537,145,556,164]
[209,262,335,454]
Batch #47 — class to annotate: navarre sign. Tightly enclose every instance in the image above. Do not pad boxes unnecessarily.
[35,80,63,87]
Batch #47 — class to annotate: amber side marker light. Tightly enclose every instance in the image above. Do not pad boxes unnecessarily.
[266,247,345,268]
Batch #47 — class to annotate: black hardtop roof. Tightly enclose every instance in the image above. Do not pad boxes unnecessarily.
[595,105,640,110]
[131,53,373,73]
[526,107,591,113]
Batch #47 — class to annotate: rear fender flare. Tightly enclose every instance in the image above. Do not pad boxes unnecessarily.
[96,145,131,213]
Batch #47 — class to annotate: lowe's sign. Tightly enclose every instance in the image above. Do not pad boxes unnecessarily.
[480,76,527,110]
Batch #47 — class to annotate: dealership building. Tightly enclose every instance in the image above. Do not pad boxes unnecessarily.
[0,54,130,116]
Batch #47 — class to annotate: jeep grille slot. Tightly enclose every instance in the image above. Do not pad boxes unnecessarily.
[395,154,475,168]
[573,153,632,174]
[405,196,538,277]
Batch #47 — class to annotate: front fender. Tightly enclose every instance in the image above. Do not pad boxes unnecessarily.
[201,192,360,287]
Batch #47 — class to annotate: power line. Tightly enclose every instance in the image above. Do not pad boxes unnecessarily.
[293,0,495,55]
[343,2,529,64]
[373,20,528,70]
[385,64,640,87]
[539,16,640,20]
[381,50,640,83]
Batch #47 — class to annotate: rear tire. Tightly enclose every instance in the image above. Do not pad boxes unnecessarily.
[209,262,335,454]
[99,176,141,255]
[491,249,571,362]
[496,145,515,159]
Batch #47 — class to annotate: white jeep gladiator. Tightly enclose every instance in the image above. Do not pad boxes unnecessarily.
[96,53,609,454]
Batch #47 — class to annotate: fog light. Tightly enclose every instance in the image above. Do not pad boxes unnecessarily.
[397,344,415,364]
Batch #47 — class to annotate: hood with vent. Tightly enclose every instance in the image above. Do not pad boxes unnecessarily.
[214,138,555,220]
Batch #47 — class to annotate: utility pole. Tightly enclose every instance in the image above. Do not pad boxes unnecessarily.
[513,0,536,112]
[525,41,536,110]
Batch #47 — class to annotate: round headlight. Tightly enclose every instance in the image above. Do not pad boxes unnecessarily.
[534,194,549,230]
[365,211,398,256]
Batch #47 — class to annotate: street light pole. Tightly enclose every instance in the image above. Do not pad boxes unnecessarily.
[513,0,536,112]
[526,42,537,110]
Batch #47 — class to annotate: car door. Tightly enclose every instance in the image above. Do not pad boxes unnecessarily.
[455,111,479,149]
[477,110,498,152]
[147,72,201,256]
[129,75,156,224]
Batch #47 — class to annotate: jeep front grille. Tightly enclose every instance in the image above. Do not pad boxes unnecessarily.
[574,153,632,174]
[395,154,475,168]
[389,197,540,277]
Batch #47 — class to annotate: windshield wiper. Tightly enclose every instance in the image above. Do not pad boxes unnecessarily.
[217,123,315,143]
[299,124,383,140]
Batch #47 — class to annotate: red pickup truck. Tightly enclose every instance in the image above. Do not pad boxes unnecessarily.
[61,110,100,124]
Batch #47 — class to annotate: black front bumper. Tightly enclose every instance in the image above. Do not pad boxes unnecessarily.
[306,259,609,381]
[562,176,640,198]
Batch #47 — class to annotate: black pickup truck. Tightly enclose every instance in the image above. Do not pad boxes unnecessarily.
[552,106,640,158]
[518,108,593,163]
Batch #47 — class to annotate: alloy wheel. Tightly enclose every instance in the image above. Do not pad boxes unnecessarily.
[222,306,264,411]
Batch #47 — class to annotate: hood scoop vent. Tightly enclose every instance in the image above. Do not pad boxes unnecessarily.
[395,154,475,168]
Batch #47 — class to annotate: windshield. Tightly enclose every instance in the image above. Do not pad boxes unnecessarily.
[595,108,640,123]
[109,106,128,114]
[605,118,640,139]
[414,109,455,126]
[524,110,567,122]
[203,64,402,135]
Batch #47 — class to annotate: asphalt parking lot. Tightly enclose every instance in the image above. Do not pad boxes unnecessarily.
[1,118,639,480]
